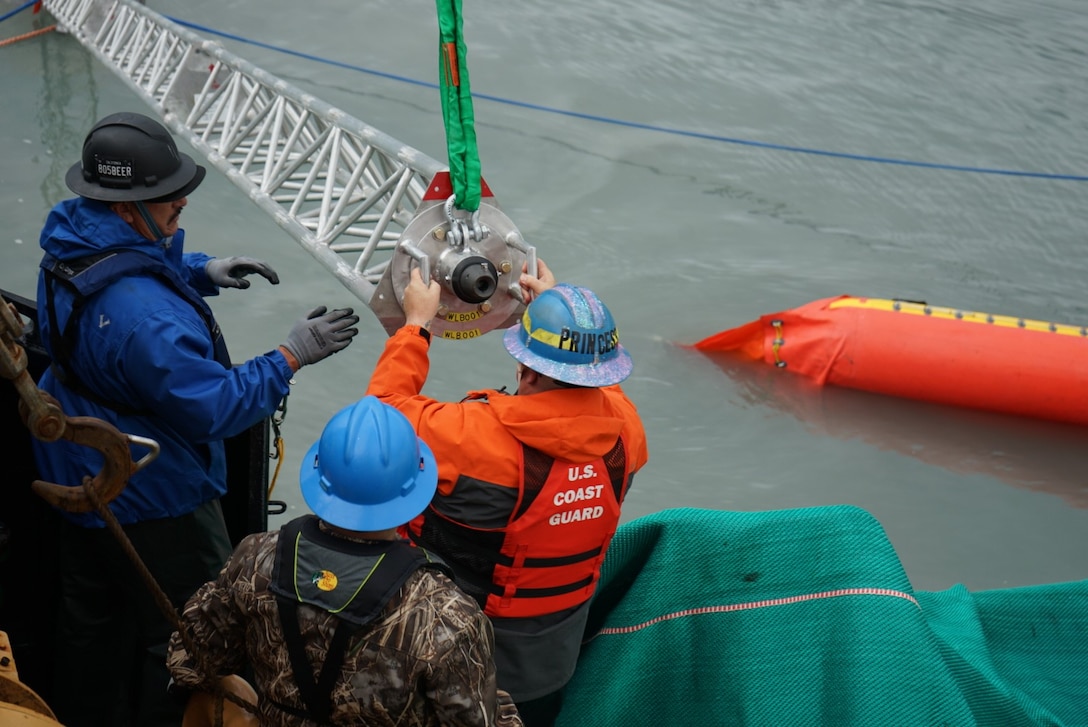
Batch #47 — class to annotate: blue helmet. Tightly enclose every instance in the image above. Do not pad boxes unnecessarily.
[299,396,437,531]
[503,283,633,387]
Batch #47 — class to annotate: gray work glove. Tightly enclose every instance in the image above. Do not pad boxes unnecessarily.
[205,256,280,289]
[283,306,360,366]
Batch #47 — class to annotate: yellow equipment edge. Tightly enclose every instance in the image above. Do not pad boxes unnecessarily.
[828,296,1088,338]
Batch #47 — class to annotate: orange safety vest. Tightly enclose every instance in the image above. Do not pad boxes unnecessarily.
[419,438,630,618]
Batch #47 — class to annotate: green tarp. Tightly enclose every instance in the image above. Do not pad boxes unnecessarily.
[560,506,1088,726]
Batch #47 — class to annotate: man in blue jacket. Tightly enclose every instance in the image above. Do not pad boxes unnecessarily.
[31,111,360,727]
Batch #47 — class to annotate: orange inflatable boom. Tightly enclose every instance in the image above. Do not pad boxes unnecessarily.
[693,295,1088,426]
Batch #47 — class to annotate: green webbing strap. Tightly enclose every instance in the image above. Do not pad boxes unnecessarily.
[436,0,481,212]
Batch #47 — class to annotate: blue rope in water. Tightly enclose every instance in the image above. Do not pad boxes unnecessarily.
[167,19,1088,182]
[7,1,1082,183]
[0,0,37,24]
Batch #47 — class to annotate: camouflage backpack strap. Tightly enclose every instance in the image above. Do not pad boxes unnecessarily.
[274,598,349,726]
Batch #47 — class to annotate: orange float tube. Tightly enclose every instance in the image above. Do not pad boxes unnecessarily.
[693,295,1088,426]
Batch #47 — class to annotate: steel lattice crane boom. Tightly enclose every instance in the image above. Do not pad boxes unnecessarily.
[42,0,535,339]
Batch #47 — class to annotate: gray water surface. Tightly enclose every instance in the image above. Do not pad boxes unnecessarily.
[1,0,1085,591]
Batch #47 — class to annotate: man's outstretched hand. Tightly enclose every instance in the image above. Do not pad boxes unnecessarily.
[281,305,360,369]
[206,256,280,289]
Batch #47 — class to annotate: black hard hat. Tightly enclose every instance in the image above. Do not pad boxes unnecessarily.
[65,112,206,203]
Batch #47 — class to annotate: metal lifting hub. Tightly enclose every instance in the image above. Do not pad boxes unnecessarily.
[370,173,536,341]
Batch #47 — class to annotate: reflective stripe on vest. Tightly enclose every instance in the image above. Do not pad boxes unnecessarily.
[421,438,630,618]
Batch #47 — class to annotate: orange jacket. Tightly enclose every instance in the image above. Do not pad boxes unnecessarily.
[366,325,648,501]
[365,325,649,600]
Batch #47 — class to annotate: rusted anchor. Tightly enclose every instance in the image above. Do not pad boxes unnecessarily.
[1,295,158,514]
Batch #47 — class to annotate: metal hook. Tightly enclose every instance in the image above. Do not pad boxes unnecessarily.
[28,404,161,514]
[2,296,160,515]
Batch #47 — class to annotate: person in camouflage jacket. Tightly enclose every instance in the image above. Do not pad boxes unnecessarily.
[167,397,523,726]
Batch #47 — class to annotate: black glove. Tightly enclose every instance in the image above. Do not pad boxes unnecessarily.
[283,306,360,366]
[205,256,280,289]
